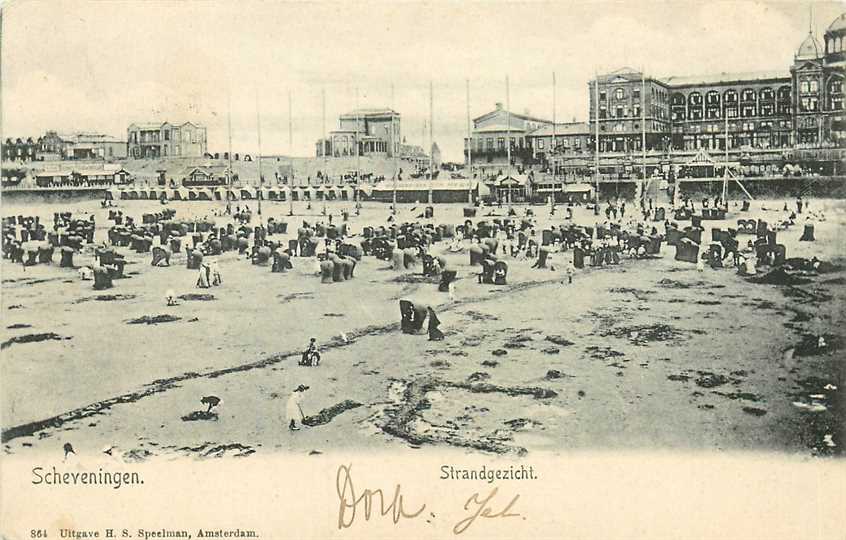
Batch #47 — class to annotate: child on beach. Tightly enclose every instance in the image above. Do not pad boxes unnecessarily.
[210,260,222,286]
[565,261,576,284]
[299,338,320,367]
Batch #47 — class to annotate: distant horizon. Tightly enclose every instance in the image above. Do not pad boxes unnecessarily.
[2,1,843,161]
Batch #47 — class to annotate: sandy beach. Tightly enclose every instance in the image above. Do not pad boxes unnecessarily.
[2,198,843,460]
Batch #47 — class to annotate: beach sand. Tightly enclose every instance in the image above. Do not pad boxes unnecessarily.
[2,198,843,460]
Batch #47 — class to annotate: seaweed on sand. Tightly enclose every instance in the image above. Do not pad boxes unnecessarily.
[126,314,181,325]
[178,293,216,301]
[302,400,363,427]
[601,323,703,345]
[1,333,71,350]
[181,411,218,422]
[74,294,138,303]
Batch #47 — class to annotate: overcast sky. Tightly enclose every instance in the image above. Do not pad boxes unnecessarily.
[1,0,843,160]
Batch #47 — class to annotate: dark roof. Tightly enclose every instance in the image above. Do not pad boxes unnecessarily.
[339,108,399,119]
[595,68,645,83]
[526,122,590,137]
[827,12,846,33]
[662,70,791,87]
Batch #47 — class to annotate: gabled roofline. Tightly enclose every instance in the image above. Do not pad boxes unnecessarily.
[473,108,552,125]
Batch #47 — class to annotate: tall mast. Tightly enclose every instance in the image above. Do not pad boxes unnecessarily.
[723,97,729,204]
[466,79,473,205]
[594,70,600,208]
[355,87,361,213]
[227,90,234,215]
[288,89,294,216]
[506,75,511,212]
[553,71,557,209]
[322,87,327,216]
[428,81,433,205]
[392,83,398,215]
[255,89,263,216]
[640,69,646,209]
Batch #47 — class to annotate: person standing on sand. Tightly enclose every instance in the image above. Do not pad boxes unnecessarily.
[287,385,309,431]
[210,260,222,286]
[565,260,576,284]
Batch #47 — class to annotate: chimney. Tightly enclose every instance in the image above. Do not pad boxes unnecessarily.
[495,102,503,111]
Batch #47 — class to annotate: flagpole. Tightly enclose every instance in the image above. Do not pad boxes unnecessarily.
[355,87,360,214]
[506,75,512,213]
[226,90,233,215]
[288,89,294,216]
[255,88,263,217]
[553,71,558,211]
[723,98,729,205]
[593,70,600,212]
[392,83,398,215]
[640,68,646,210]
[428,81,433,205]
[466,79,473,205]
[322,87,327,216]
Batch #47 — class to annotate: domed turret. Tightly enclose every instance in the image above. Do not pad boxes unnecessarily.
[796,32,822,61]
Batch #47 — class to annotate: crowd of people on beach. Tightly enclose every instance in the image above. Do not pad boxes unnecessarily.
[3,184,838,441]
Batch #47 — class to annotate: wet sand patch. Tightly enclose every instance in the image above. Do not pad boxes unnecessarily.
[379,377,528,456]
[608,287,654,301]
[601,323,703,345]
[585,346,625,360]
[545,335,575,346]
[462,310,499,322]
[742,406,768,416]
[695,372,730,388]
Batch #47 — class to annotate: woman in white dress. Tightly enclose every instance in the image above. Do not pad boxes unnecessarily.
[287,385,309,431]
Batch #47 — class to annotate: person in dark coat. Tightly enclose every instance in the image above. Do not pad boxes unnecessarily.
[427,307,444,341]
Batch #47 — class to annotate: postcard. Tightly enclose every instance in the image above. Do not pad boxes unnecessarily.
[1,1,844,538]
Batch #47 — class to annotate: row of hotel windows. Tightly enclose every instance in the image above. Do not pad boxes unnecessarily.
[599,86,669,104]
[673,104,788,120]
[695,120,791,133]
[670,80,842,107]
[466,115,828,152]
[130,145,189,157]
[601,121,665,132]
[598,105,668,120]
[672,94,843,120]
[130,130,204,144]
[827,36,846,54]
[469,137,526,151]
[535,138,583,150]
[672,87,791,106]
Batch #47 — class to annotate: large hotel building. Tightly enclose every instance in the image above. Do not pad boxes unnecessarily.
[466,12,845,180]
